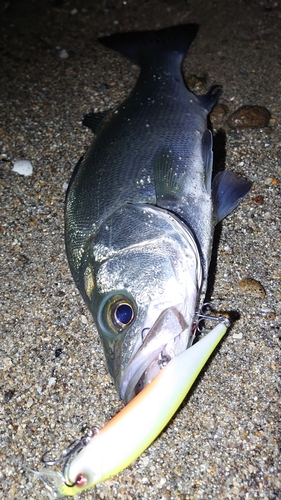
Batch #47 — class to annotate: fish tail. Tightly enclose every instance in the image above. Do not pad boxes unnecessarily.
[98,24,199,66]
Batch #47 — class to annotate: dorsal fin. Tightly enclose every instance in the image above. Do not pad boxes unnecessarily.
[197,85,222,113]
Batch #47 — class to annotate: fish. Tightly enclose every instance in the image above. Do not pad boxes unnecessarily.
[34,318,230,498]
[65,24,252,404]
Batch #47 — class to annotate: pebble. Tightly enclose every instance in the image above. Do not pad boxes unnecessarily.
[261,309,276,320]
[209,103,229,127]
[47,377,56,387]
[58,49,69,59]
[55,348,63,358]
[12,159,33,176]
[186,74,207,91]
[227,105,271,129]
[254,195,264,204]
[238,278,266,298]
[81,314,88,324]
[26,397,34,408]
[4,390,15,403]
[232,332,243,340]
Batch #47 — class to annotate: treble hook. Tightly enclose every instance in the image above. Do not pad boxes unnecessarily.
[42,426,100,487]
[196,303,230,333]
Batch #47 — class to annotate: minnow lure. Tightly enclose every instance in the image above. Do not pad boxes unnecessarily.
[34,317,230,498]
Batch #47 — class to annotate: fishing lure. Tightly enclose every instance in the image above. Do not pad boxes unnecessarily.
[33,317,230,498]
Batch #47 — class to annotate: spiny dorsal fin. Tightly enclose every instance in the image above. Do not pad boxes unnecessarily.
[198,85,222,113]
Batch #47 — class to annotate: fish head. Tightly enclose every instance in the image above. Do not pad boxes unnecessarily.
[84,204,202,403]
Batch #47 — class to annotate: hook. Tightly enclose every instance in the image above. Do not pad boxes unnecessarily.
[196,303,230,333]
[41,426,100,487]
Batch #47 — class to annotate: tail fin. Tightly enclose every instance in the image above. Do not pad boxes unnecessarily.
[98,24,199,66]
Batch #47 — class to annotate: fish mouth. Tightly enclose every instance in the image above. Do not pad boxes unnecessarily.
[120,307,194,404]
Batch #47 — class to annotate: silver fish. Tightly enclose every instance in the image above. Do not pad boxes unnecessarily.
[65,24,252,403]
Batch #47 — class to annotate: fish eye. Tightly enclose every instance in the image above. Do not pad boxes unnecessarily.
[98,292,137,335]
[113,302,134,327]
[107,294,136,332]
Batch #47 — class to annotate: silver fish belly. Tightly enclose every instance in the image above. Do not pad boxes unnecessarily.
[65,24,252,403]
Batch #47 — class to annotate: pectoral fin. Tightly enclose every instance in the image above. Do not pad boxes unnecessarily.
[82,111,109,133]
[201,129,213,195]
[153,150,182,209]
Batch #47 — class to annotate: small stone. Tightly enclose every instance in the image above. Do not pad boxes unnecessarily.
[81,314,88,324]
[12,159,33,176]
[238,277,266,298]
[260,308,276,320]
[2,357,13,370]
[55,348,63,358]
[26,397,34,408]
[47,377,57,387]
[16,254,30,267]
[227,105,271,129]
[4,390,15,403]
[232,332,243,340]
[186,74,207,91]
[158,477,166,487]
[59,49,69,59]
[254,195,264,204]
[209,103,229,127]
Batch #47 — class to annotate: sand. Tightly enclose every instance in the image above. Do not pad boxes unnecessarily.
[1,0,280,498]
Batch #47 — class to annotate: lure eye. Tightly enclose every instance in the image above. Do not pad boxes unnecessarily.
[75,474,88,487]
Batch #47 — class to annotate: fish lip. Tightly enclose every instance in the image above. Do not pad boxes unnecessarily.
[122,344,171,404]
[119,307,193,403]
